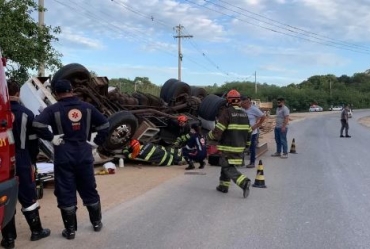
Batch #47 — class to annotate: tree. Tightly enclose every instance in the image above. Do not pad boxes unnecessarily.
[0,0,62,83]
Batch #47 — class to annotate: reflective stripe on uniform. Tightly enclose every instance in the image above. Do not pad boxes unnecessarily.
[236,175,247,186]
[228,124,251,130]
[228,158,243,165]
[86,108,92,138]
[159,151,168,165]
[217,145,245,153]
[166,155,174,166]
[20,113,28,149]
[208,131,215,140]
[33,121,48,128]
[54,111,63,134]
[220,181,231,187]
[215,122,226,131]
[96,122,109,131]
[144,147,156,161]
[29,134,38,140]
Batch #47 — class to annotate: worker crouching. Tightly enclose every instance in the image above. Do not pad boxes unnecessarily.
[181,123,207,170]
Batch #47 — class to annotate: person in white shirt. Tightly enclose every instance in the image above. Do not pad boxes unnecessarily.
[241,96,266,168]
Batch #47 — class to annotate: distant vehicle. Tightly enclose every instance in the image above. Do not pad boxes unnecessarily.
[309,105,323,112]
[329,106,342,111]
[0,48,19,228]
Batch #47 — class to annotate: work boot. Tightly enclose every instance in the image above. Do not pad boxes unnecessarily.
[1,216,17,249]
[61,207,77,240]
[246,163,255,168]
[241,178,251,198]
[198,161,205,169]
[216,185,228,193]
[86,202,103,232]
[185,159,195,170]
[22,208,50,241]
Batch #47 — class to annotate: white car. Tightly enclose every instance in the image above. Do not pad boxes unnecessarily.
[330,106,342,111]
[309,105,323,112]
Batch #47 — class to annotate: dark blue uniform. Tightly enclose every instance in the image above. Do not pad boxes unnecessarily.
[11,101,39,208]
[182,132,207,163]
[33,96,109,208]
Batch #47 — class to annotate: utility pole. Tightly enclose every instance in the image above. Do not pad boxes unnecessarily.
[38,0,45,77]
[173,24,192,81]
[254,71,257,94]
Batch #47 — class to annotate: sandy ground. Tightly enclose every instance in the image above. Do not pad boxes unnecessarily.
[12,111,364,247]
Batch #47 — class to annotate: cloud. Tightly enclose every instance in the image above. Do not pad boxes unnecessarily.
[58,28,104,50]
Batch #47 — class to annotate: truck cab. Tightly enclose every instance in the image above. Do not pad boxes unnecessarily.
[0,48,18,229]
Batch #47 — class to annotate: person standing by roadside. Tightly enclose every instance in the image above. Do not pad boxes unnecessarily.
[271,97,290,159]
[1,80,51,249]
[241,96,266,168]
[32,79,109,240]
[340,105,351,138]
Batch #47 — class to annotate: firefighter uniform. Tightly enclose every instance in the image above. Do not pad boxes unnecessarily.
[207,90,252,198]
[32,79,109,239]
[1,82,50,249]
[123,142,183,166]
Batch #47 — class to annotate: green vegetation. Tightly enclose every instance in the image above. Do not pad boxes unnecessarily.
[108,72,370,112]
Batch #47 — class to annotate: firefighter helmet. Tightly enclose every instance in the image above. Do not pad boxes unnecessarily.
[226,89,241,104]
[177,115,188,124]
[129,139,141,159]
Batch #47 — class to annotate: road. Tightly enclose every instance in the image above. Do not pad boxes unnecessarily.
[30,110,370,249]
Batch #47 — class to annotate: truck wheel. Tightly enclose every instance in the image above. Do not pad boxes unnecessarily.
[190,86,207,100]
[166,81,191,105]
[103,111,138,150]
[160,78,178,102]
[51,63,91,92]
[198,94,227,121]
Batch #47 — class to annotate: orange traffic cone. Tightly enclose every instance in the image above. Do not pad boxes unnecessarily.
[290,138,297,154]
[252,160,267,188]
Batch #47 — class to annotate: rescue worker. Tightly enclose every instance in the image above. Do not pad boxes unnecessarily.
[207,89,253,198]
[173,115,191,147]
[123,139,184,166]
[1,80,50,249]
[182,123,207,170]
[32,79,109,240]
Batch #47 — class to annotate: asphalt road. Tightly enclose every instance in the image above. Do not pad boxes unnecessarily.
[32,110,370,249]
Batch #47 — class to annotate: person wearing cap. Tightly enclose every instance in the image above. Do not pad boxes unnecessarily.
[1,80,51,249]
[241,96,266,168]
[32,79,109,240]
[271,97,290,158]
[181,123,207,170]
[173,115,191,147]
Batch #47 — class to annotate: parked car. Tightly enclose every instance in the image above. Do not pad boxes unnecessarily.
[0,48,19,228]
[330,106,342,111]
[309,105,323,112]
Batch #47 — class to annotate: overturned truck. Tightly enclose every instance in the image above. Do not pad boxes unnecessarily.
[20,63,230,164]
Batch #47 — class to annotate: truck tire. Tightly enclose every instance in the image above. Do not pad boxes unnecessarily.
[190,86,207,100]
[198,94,226,121]
[102,111,138,150]
[166,81,191,105]
[160,78,178,102]
[51,63,91,92]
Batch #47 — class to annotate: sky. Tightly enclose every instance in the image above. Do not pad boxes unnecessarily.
[38,0,370,87]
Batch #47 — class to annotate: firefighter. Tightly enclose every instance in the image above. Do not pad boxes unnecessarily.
[32,79,109,240]
[173,115,191,147]
[1,80,50,249]
[123,139,184,166]
[207,89,253,198]
[182,123,207,170]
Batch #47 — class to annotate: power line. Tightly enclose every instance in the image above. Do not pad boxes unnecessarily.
[184,0,370,54]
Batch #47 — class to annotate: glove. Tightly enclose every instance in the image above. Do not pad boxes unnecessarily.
[52,134,64,146]
[87,140,99,148]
